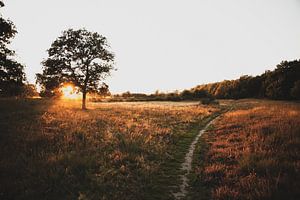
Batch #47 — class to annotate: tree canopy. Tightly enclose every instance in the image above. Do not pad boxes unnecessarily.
[0,1,26,96]
[37,28,115,109]
[192,59,300,100]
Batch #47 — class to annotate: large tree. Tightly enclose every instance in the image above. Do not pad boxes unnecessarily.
[0,1,26,96]
[37,28,115,109]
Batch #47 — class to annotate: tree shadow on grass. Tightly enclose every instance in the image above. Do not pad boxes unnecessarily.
[0,98,132,200]
[0,98,57,200]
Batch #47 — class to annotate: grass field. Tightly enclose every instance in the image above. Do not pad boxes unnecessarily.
[1,98,299,200]
[0,99,223,200]
[191,100,300,200]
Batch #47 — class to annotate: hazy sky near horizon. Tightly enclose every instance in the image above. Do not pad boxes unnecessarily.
[2,0,300,93]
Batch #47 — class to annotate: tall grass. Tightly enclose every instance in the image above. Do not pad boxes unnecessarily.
[0,99,218,200]
[192,100,300,200]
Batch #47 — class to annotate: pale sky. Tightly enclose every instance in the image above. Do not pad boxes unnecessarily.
[2,0,300,93]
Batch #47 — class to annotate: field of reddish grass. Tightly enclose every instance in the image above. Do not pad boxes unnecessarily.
[192,100,300,200]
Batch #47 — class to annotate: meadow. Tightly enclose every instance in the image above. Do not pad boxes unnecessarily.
[191,100,300,200]
[0,99,223,200]
[1,98,299,200]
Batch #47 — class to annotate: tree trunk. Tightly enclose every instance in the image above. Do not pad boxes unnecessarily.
[82,91,87,110]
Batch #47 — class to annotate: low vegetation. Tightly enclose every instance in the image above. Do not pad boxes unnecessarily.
[191,100,300,200]
[0,98,221,200]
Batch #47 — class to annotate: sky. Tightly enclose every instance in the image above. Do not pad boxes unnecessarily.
[2,0,300,94]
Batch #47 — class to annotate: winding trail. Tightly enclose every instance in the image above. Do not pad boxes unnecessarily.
[173,116,219,199]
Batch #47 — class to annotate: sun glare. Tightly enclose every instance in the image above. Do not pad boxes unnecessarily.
[60,85,81,100]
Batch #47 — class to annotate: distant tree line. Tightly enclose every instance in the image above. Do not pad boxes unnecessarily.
[111,59,300,102]
[192,60,300,100]
[110,88,212,102]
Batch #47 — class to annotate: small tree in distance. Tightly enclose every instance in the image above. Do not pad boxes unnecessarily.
[37,28,115,109]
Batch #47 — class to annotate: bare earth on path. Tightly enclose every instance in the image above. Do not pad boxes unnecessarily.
[173,116,220,199]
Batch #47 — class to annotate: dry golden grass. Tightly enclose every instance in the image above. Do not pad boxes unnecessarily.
[193,100,300,200]
[0,99,219,200]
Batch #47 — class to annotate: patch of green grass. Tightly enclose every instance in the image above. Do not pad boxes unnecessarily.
[188,106,233,200]
[140,115,222,200]
[188,136,211,200]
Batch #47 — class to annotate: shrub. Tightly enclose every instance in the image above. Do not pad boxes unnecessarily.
[200,98,219,105]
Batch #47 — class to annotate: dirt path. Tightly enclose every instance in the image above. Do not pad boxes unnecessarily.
[173,116,219,199]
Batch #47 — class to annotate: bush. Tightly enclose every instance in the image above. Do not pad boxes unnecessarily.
[200,98,219,105]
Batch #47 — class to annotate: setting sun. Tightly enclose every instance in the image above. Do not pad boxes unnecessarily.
[1,1,300,199]
[60,85,81,99]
